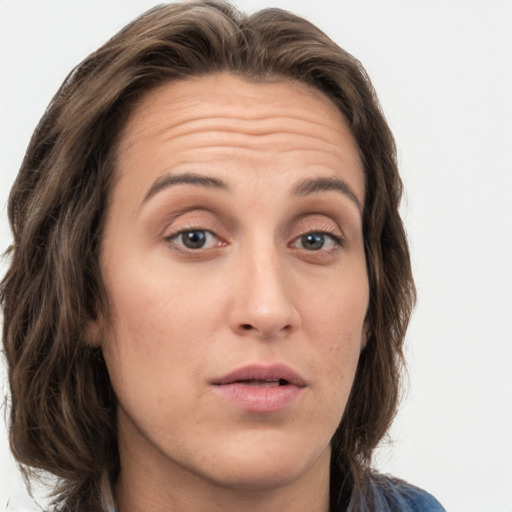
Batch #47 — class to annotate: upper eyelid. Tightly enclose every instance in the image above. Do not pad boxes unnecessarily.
[164,228,223,252]
[162,214,344,236]
[165,226,214,237]
[287,219,345,241]
[162,214,221,237]
[159,209,347,243]
[165,228,219,242]
[289,210,343,228]
[165,227,343,248]
[159,207,233,238]
[291,230,344,248]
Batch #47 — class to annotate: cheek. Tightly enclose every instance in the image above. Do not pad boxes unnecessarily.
[99,253,231,406]
[104,253,216,334]
[308,272,368,351]
[303,271,368,405]
[100,276,210,443]
[100,264,192,382]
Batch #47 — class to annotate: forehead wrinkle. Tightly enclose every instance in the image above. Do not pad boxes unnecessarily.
[152,110,344,131]
[169,144,354,156]
[120,76,356,163]
[151,133,346,156]
[118,116,362,190]
[116,75,364,197]
[123,108,350,144]
[125,115,349,149]
[125,121,353,165]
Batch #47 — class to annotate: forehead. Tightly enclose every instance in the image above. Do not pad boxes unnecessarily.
[123,73,350,133]
[114,73,364,206]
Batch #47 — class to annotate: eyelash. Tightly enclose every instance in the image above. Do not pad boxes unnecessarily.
[289,229,343,252]
[164,229,224,251]
[164,227,344,253]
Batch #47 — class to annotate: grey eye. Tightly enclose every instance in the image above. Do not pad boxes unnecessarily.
[300,233,325,251]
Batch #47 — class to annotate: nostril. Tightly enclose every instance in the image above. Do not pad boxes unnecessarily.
[241,324,253,331]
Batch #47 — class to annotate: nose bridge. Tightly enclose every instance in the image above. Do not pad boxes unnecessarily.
[249,243,286,309]
[230,236,300,339]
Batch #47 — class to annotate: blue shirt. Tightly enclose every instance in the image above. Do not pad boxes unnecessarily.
[343,474,446,511]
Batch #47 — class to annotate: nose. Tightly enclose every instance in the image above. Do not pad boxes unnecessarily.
[228,247,301,340]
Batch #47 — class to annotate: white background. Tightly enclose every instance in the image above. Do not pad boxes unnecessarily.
[1,1,511,511]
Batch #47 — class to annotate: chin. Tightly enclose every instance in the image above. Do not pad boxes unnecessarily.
[196,433,331,491]
[208,460,312,491]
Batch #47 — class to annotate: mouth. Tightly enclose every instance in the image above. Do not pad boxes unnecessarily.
[210,364,307,413]
[234,378,289,387]
[211,364,307,388]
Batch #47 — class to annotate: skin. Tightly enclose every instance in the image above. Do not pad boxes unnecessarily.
[93,74,369,512]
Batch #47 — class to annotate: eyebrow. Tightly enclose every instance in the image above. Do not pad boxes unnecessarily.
[291,176,363,213]
[141,172,363,213]
[142,172,228,205]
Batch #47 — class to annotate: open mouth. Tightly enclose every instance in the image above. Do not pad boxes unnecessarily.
[235,379,289,387]
[211,364,307,389]
[211,371,304,412]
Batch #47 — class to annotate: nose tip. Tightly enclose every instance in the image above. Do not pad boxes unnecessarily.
[229,261,301,340]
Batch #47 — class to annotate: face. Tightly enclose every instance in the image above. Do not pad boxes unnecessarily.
[96,74,369,495]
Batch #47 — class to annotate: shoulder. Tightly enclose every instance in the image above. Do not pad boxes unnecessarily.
[362,473,446,512]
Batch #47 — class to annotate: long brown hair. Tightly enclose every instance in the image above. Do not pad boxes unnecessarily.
[1,2,415,510]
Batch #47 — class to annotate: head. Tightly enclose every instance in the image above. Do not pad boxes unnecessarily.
[1,1,414,510]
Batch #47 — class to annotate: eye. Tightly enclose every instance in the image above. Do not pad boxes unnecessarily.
[292,231,342,251]
[167,229,221,250]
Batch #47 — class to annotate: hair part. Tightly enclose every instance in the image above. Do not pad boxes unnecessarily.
[1,2,415,510]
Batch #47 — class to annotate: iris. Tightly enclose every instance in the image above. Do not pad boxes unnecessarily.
[301,233,325,251]
[181,230,207,249]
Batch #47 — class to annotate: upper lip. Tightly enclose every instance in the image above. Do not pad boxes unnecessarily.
[211,364,307,387]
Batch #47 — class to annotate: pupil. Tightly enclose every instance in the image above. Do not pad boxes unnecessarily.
[302,233,324,250]
[182,230,206,249]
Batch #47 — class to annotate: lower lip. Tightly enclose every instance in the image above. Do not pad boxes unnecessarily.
[212,383,304,413]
